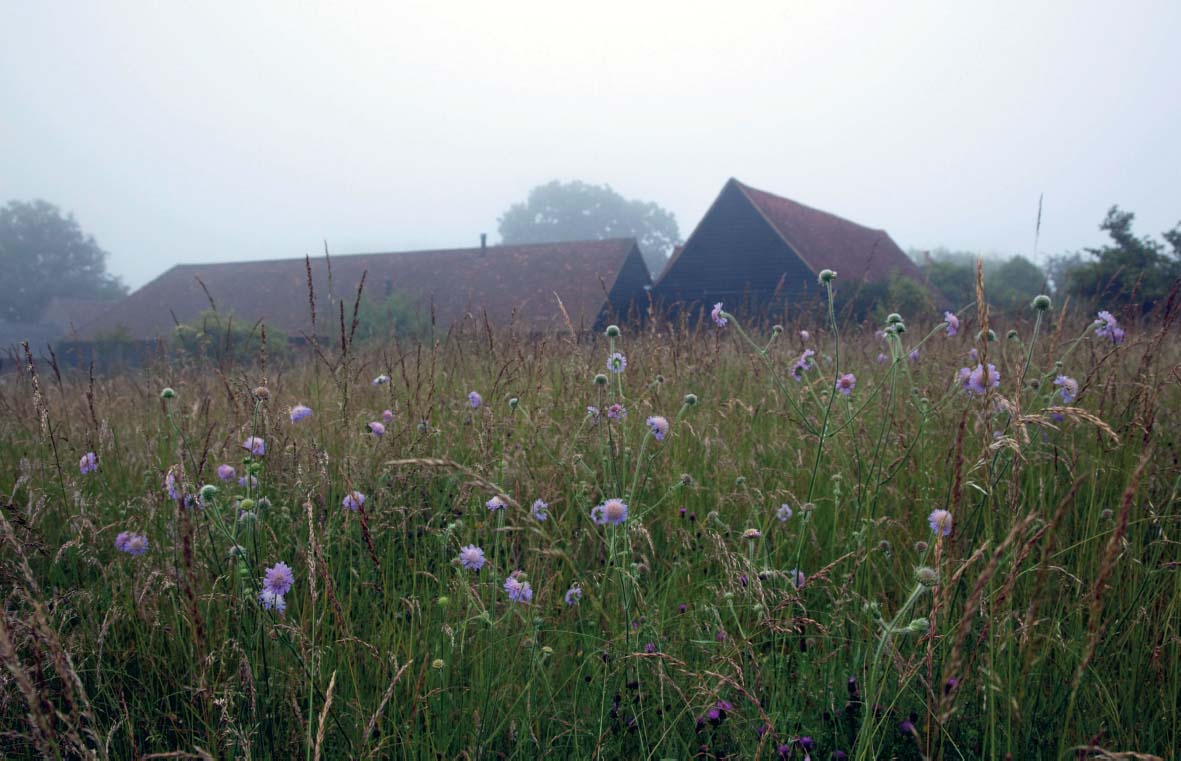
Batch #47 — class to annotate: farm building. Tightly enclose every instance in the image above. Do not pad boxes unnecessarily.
[78,238,651,342]
[652,178,927,317]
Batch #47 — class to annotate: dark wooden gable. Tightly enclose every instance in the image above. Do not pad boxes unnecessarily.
[596,242,653,329]
[654,179,816,314]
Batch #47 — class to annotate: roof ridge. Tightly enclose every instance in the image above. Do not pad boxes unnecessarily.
[733,179,884,235]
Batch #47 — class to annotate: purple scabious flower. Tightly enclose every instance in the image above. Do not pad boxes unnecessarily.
[877,352,890,364]
[606,403,626,421]
[342,491,366,511]
[531,499,549,521]
[503,571,533,603]
[710,302,728,327]
[458,544,485,571]
[898,720,916,735]
[929,508,953,536]
[776,504,793,522]
[835,373,857,396]
[1095,310,1125,344]
[967,363,1000,396]
[607,352,627,374]
[290,404,312,423]
[789,568,806,589]
[956,366,972,391]
[238,474,259,489]
[164,465,184,500]
[263,561,295,596]
[646,415,669,441]
[372,374,390,385]
[1054,375,1079,404]
[790,349,816,381]
[586,405,601,422]
[591,498,628,525]
[468,391,482,409]
[258,588,287,614]
[115,531,149,556]
[367,421,386,437]
[908,349,920,362]
[217,464,235,481]
[944,311,960,337]
[79,451,98,474]
[382,408,394,424]
[968,347,979,362]
[565,583,583,606]
[486,495,506,511]
[799,329,810,342]
[242,436,266,456]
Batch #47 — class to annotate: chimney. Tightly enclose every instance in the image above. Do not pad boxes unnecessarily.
[480,233,487,256]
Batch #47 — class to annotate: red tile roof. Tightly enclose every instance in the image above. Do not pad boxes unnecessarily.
[732,179,922,284]
[82,239,646,339]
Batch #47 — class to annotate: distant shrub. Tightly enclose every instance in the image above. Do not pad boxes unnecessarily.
[172,310,289,364]
[353,291,429,342]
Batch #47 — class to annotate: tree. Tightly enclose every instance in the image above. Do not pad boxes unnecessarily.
[498,180,681,275]
[1067,206,1180,313]
[0,200,127,322]
[914,247,1048,312]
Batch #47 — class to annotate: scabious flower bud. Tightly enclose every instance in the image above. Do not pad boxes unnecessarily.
[431,658,445,670]
[1032,294,1052,311]
[819,269,837,284]
[239,498,256,511]
[915,566,939,588]
[683,393,698,406]
[252,386,270,401]
[1007,329,1020,341]
[977,329,997,342]
[594,373,608,386]
[906,617,930,634]
[914,541,929,553]
[508,397,519,409]
[772,324,783,335]
[199,484,218,501]
[605,324,621,337]
[160,387,176,399]
[886,313,903,325]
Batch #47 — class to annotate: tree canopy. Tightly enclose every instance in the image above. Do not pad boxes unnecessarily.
[0,200,127,322]
[497,180,680,275]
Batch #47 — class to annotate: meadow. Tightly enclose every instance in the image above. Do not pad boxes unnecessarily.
[1,277,1178,760]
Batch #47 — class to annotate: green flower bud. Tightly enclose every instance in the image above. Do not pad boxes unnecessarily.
[1031,294,1052,311]
[906,617,930,634]
[772,324,783,335]
[160,387,176,399]
[683,393,698,406]
[594,373,608,386]
[886,313,903,325]
[508,397,519,409]
[431,658,445,670]
[605,324,621,337]
[819,269,837,284]
[1007,329,1020,341]
[238,498,255,511]
[437,595,450,607]
[199,484,218,501]
[915,566,939,588]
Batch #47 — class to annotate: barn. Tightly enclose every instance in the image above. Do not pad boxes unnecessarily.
[79,238,652,342]
[652,178,926,317]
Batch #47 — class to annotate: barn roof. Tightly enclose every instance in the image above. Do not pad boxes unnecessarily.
[732,179,921,283]
[657,178,921,286]
[81,239,647,340]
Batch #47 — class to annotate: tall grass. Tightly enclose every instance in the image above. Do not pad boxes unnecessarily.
[0,282,1178,759]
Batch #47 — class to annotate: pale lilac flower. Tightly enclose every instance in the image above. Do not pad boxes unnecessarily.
[968,347,979,362]
[799,329,810,342]
[967,364,1000,396]
[114,531,149,556]
[468,391,482,409]
[606,403,626,421]
[591,498,628,525]
[504,571,533,603]
[458,544,486,571]
[956,366,972,390]
[908,349,920,362]
[875,329,886,341]
[742,528,762,540]
[238,474,258,489]
[564,584,583,606]
[607,352,627,373]
[928,508,953,536]
[646,415,669,441]
[289,404,312,423]
[944,311,959,337]
[711,302,727,328]
[372,374,391,385]
[876,352,890,364]
[382,409,394,424]
[367,421,386,437]
[258,588,286,614]
[790,349,816,380]
[1095,310,1125,344]
[164,465,184,500]
[242,436,266,456]
[217,464,235,481]
[263,561,295,596]
[79,451,98,474]
[1053,375,1079,404]
[531,499,549,521]
[342,491,366,511]
[835,373,857,396]
[486,495,506,511]
[776,504,793,522]
[789,568,806,589]
[587,405,601,422]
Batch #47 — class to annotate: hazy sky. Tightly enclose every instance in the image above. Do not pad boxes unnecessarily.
[3,1,1179,290]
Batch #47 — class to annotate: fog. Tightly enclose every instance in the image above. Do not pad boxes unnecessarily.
[2,0,1178,290]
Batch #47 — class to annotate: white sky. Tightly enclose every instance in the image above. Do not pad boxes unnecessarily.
[2,0,1179,289]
